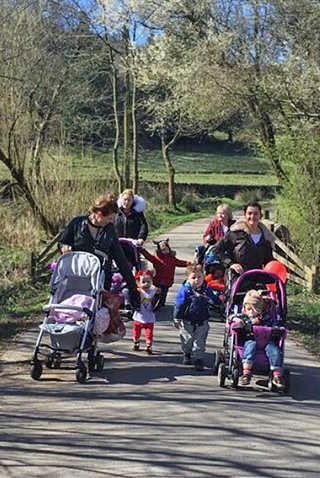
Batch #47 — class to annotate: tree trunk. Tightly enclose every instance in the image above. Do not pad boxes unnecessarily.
[109,45,123,194]
[0,148,55,234]
[161,139,176,208]
[132,74,138,193]
[248,97,287,183]
[123,25,131,189]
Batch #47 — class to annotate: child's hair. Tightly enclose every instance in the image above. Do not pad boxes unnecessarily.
[216,203,233,221]
[91,193,118,216]
[135,269,154,281]
[186,263,203,276]
[153,238,171,252]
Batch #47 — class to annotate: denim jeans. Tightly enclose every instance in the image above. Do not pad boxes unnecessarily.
[243,339,283,370]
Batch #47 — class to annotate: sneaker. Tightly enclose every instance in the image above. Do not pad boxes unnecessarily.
[183,355,192,365]
[146,346,153,355]
[132,342,140,351]
[241,374,251,386]
[272,375,285,390]
[194,359,204,371]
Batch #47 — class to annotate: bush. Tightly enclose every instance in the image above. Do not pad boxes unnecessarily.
[179,192,202,212]
[273,128,320,265]
[234,188,265,204]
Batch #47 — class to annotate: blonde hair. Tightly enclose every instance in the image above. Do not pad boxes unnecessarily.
[216,203,233,221]
[121,189,134,199]
[91,193,118,216]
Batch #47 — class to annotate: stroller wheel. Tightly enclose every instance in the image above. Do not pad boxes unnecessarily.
[30,360,43,381]
[212,349,223,375]
[231,367,240,388]
[282,368,291,394]
[95,352,105,371]
[218,363,226,388]
[45,354,54,369]
[76,362,87,383]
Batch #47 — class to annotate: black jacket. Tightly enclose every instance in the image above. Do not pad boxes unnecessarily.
[212,220,275,271]
[114,208,148,241]
[58,215,136,291]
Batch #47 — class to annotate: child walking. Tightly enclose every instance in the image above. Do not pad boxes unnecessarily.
[231,289,284,389]
[140,238,192,309]
[132,270,160,355]
[173,264,215,371]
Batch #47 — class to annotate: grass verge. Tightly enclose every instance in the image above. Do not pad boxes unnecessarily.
[286,284,320,360]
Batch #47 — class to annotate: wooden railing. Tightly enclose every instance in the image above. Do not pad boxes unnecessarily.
[262,210,319,292]
[29,231,62,283]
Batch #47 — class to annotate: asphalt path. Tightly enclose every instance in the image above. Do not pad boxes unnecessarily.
[1,217,320,478]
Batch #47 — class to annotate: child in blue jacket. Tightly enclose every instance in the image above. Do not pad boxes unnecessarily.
[173,264,215,371]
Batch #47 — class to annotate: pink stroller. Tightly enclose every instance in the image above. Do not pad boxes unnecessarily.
[214,269,291,393]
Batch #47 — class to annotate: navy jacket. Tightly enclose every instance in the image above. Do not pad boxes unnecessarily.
[173,282,214,325]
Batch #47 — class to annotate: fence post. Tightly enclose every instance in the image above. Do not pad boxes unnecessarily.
[310,265,320,293]
[29,252,37,283]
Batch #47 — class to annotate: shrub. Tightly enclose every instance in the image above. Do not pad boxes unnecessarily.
[234,188,265,204]
[179,192,202,212]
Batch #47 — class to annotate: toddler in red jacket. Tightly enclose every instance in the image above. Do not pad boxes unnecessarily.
[140,239,192,309]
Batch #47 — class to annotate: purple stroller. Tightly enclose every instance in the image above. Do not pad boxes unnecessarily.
[214,269,291,393]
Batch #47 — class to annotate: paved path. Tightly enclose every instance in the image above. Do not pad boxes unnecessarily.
[1,217,320,478]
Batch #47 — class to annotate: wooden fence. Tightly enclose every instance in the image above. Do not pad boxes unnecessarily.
[29,231,62,283]
[262,209,319,292]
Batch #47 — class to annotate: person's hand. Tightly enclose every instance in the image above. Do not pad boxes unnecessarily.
[230,263,243,274]
[205,235,211,243]
[173,321,180,329]
[136,239,144,247]
[61,245,72,254]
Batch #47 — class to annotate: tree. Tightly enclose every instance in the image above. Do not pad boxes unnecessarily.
[0,0,83,233]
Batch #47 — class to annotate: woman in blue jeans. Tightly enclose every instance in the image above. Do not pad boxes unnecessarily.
[232,289,284,389]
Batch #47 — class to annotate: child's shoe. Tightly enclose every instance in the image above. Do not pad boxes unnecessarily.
[194,359,204,371]
[183,354,192,365]
[241,373,251,386]
[146,345,153,355]
[272,374,285,390]
[132,342,140,351]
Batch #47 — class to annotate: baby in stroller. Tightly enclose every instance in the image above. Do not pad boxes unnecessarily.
[204,262,226,318]
[231,289,284,389]
[216,269,290,393]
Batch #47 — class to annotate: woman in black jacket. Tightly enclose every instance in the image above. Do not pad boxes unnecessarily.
[58,193,139,306]
[212,202,276,275]
[114,189,148,246]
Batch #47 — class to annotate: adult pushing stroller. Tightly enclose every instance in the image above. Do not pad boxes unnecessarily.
[31,251,109,383]
[114,238,143,318]
[213,269,291,393]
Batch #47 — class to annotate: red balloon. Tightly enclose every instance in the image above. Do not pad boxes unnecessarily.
[264,260,287,284]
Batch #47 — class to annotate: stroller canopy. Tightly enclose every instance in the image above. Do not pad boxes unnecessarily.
[50,251,103,295]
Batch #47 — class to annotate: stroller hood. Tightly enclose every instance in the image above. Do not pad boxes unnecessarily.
[49,251,103,294]
[228,269,287,319]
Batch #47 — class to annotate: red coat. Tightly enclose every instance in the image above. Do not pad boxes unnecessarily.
[203,218,235,244]
[141,249,189,287]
